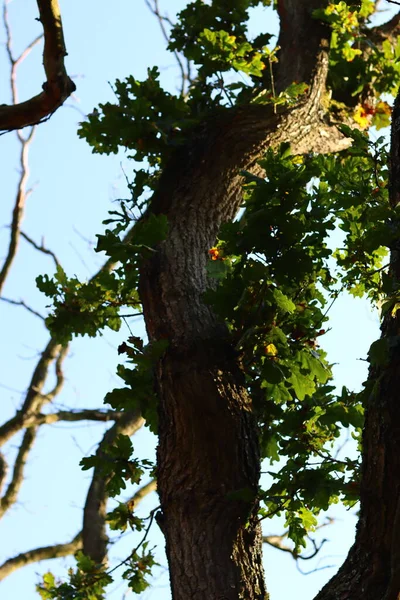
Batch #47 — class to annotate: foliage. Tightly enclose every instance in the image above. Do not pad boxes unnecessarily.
[36,544,158,599]
[315,1,400,121]
[37,553,113,600]
[204,139,386,550]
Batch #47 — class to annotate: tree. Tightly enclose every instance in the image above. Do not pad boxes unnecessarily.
[2,1,400,599]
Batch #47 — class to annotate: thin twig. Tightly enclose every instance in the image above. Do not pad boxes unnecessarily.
[0,296,45,320]
[20,230,60,267]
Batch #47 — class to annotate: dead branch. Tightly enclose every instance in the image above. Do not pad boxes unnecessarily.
[0,0,76,131]
[0,532,82,581]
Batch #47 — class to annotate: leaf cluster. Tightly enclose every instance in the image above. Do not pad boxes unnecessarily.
[36,0,400,577]
[80,434,153,497]
[315,1,400,113]
[205,136,393,548]
[37,554,112,600]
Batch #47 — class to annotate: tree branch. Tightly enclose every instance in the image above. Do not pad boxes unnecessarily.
[0,296,45,320]
[0,428,36,518]
[0,532,82,581]
[82,410,145,565]
[0,125,35,294]
[20,230,60,268]
[127,479,157,511]
[0,0,76,131]
[40,344,68,403]
[0,478,156,581]
[25,408,125,427]
[0,339,64,446]
[0,453,7,497]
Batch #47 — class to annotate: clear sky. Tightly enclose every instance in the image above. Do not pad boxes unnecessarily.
[0,1,395,599]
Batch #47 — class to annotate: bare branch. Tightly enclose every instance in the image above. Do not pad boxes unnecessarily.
[20,230,60,268]
[15,34,44,68]
[27,408,125,427]
[0,0,76,131]
[3,0,43,105]
[0,339,63,446]
[0,126,35,294]
[0,532,82,581]
[82,410,145,564]
[0,428,36,518]
[40,344,69,404]
[0,296,45,320]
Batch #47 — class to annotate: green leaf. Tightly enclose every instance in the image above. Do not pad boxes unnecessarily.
[206,259,230,280]
[76,551,96,573]
[288,368,315,400]
[263,434,280,463]
[273,288,296,314]
[36,274,59,297]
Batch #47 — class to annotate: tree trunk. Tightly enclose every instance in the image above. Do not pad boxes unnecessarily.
[139,141,269,598]
[138,2,351,598]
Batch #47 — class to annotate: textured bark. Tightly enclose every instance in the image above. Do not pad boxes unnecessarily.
[137,2,348,599]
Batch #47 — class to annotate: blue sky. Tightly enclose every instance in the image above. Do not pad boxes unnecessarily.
[0,1,395,599]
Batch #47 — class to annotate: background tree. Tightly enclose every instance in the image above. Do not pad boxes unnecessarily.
[2,1,400,599]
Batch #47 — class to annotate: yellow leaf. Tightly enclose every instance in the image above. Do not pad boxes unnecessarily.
[265,343,278,356]
[353,105,371,129]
